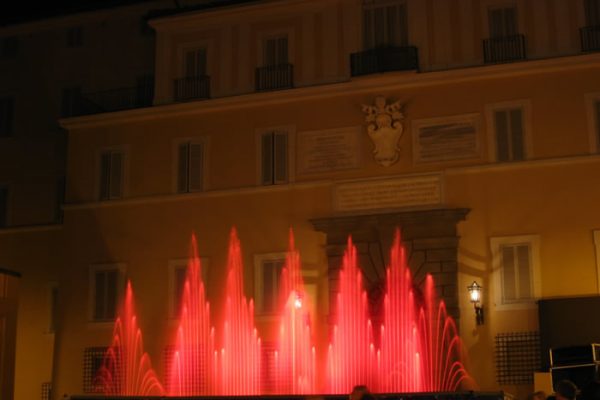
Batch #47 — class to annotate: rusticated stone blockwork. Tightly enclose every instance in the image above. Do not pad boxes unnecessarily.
[310,208,469,326]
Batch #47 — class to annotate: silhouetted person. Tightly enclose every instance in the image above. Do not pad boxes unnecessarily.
[555,380,578,400]
[528,391,547,400]
[349,385,370,400]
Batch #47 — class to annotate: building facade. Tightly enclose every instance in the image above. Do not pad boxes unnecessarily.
[2,0,600,399]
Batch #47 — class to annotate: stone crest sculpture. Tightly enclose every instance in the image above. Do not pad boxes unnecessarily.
[362,96,404,166]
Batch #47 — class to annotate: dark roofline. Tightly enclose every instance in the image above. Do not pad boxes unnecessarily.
[0,0,155,27]
[146,0,262,21]
[0,268,21,278]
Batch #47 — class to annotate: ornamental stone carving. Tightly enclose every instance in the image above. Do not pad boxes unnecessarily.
[362,96,405,166]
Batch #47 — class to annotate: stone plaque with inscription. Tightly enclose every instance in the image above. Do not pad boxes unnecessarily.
[412,114,480,163]
[334,174,442,212]
[297,127,360,174]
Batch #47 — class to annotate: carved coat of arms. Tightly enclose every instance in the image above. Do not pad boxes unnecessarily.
[362,96,404,166]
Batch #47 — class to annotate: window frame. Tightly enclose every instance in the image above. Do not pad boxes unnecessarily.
[256,126,295,186]
[0,96,15,138]
[88,263,126,323]
[0,184,10,228]
[177,41,212,79]
[485,99,532,163]
[168,257,210,319]
[173,137,208,194]
[253,252,287,318]
[66,26,83,48]
[96,146,128,201]
[585,92,600,154]
[490,235,541,310]
[361,0,409,49]
[257,29,295,68]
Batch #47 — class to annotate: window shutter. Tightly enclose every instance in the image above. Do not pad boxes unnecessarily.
[196,48,207,76]
[273,132,288,184]
[510,109,525,160]
[177,143,189,193]
[374,7,386,46]
[489,8,505,37]
[174,266,187,315]
[109,152,123,199]
[276,37,288,64]
[397,3,408,46]
[263,261,275,313]
[595,101,600,149]
[185,50,196,78]
[0,187,7,228]
[261,133,274,185]
[94,271,106,320]
[99,153,111,200]
[264,39,276,66]
[585,0,600,26]
[386,5,397,46]
[503,7,517,36]
[0,97,14,137]
[501,245,516,302]
[516,244,532,299]
[105,269,117,319]
[363,9,373,48]
[495,110,510,161]
[188,142,204,192]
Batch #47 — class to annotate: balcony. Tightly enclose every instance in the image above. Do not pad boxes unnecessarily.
[174,75,211,102]
[350,46,419,77]
[483,34,526,63]
[581,25,600,52]
[255,63,293,92]
[75,84,154,116]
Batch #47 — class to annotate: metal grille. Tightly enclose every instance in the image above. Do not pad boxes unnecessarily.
[83,346,108,393]
[41,382,51,400]
[495,331,541,384]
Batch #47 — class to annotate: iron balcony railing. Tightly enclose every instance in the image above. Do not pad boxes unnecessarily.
[75,84,154,116]
[483,34,526,63]
[174,75,211,102]
[350,46,419,76]
[255,63,293,92]
[581,25,600,52]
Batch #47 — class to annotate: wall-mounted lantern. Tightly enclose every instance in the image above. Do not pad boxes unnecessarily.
[467,281,484,325]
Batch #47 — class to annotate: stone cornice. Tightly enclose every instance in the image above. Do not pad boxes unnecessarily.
[60,52,600,130]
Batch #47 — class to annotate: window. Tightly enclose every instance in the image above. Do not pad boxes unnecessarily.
[263,36,288,66]
[66,27,83,47]
[0,96,14,137]
[260,131,288,185]
[491,235,541,309]
[99,150,124,201]
[486,100,530,162]
[184,48,207,77]
[488,6,518,38]
[55,177,65,223]
[83,347,108,393]
[168,258,209,317]
[254,254,285,314]
[494,108,524,161]
[177,141,205,193]
[61,86,81,118]
[0,186,8,228]
[89,265,123,322]
[48,284,58,333]
[1,36,19,58]
[585,0,600,26]
[495,331,541,384]
[362,0,408,48]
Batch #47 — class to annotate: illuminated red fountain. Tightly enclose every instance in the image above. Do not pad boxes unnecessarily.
[95,228,472,396]
[167,234,215,396]
[378,230,471,392]
[217,228,262,395]
[274,230,316,394]
[327,236,377,393]
[94,281,163,396]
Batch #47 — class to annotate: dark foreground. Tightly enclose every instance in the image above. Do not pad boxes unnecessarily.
[70,391,504,400]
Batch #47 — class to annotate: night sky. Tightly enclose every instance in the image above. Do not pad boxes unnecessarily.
[0,0,262,26]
